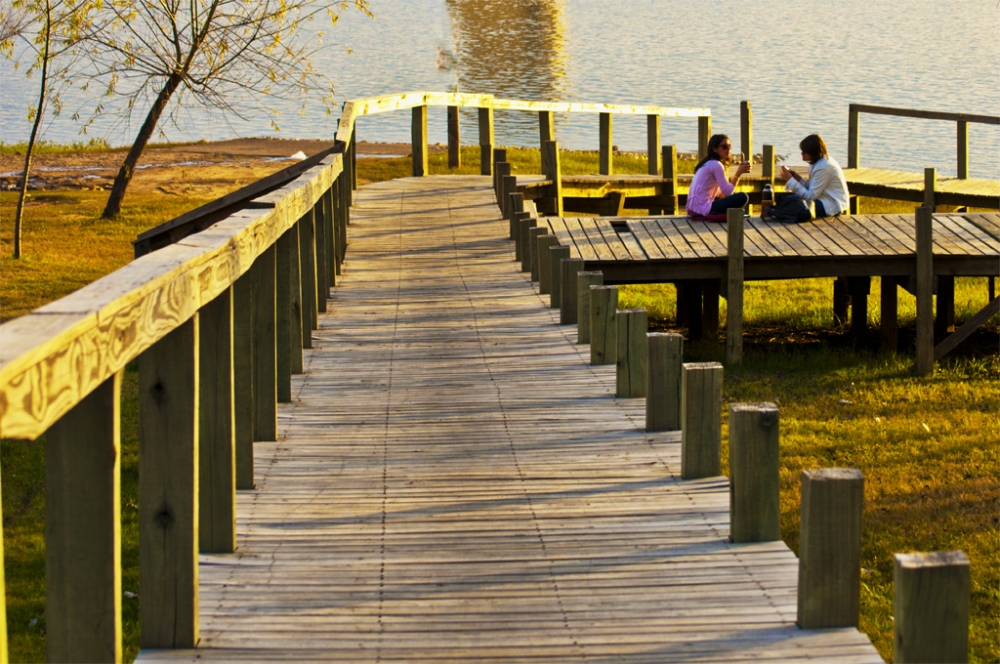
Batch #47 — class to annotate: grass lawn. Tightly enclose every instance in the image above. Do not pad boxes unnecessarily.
[0,146,997,662]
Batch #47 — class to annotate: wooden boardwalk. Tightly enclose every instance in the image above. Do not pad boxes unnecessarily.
[139,176,879,663]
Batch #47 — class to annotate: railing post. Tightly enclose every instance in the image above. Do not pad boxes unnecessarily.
[138,316,199,649]
[495,161,511,216]
[349,131,357,192]
[299,209,319,341]
[508,191,524,240]
[411,104,429,177]
[915,205,934,375]
[616,308,648,398]
[536,234,558,294]
[199,288,236,554]
[797,468,863,629]
[589,285,618,365]
[599,112,613,175]
[276,225,302,404]
[314,198,329,311]
[549,245,570,308]
[528,227,547,280]
[577,271,604,343]
[662,145,678,214]
[502,174,517,226]
[924,166,937,210]
[680,362,723,480]
[479,107,494,175]
[46,371,122,662]
[647,114,661,175]
[698,115,712,160]
[728,402,780,543]
[232,273,255,490]
[645,333,683,432]
[493,148,507,194]
[252,245,277,441]
[517,215,537,271]
[726,208,745,365]
[894,551,970,663]
[513,211,531,261]
[740,101,753,164]
[543,140,563,216]
[447,105,461,169]
[762,144,775,187]
[848,104,860,169]
[560,257,585,324]
[957,120,969,179]
[539,110,554,174]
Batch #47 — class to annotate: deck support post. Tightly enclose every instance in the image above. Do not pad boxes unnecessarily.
[762,145,775,187]
[935,275,955,337]
[138,317,200,649]
[797,468,863,629]
[46,372,122,663]
[478,107,494,175]
[726,208,745,364]
[703,278,720,340]
[549,245,570,308]
[276,226,301,404]
[728,402,780,543]
[660,145,678,214]
[599,112,613,175]
[590,285,618,365]
[880,276,899,354]
[698,115,712,160]
[447,105,461,169]
[543,140,563,216]
[198,289,236,555]
[646,333,683,432]
[252,245,277,441]
[300,210,318,342]
[682,281,703,341]
[232,274,255,489]
[527,227,545,279]
[518,216,537,272]
[411,105,429,177]
[536,234,558,293]
[833,277,850,325]
[560,257,585,324]
[577,271,604,344]
[915,206,934,375]
[508,192,524,240]
[314,198,329,312]
[849,276,870,339]
[957,121,969,180]
[539,110,555,174]
[681,362,723,480]
[924,167,937,210]
[740,101,753,164]
[616,308,648,398]
[894,551,970,663]
[647,115,661,175]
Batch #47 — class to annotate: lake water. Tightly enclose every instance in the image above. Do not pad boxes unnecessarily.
[2,0,998,177]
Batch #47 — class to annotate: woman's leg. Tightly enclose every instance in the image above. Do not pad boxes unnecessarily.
[709,192,749,215]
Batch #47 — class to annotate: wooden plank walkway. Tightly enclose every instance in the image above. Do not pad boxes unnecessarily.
[139,176,879,663]
[844,167,1000,209]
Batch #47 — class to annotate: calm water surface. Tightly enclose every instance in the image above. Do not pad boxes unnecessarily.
[1,0,998,177]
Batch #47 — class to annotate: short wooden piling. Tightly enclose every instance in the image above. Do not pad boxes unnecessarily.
[797,468,864,629]
[728,403,780,543]
[528,227,546,279]
[508,192,524,240]
[645,333,683,432]
[411,105,429,177]
[616,308,648,398]
[478,108,494,175]
[726,208,745,365]
[661,145,678,214]
[680,362,723,480]
[502,174,517,223]
[447,105,461,168]
[590,285,618,365]
[647,115,661,175]
[915,206,934,375]
[560,257,585,323]
[549,245,570,308]
[880,276,899,354]
[894,551,970,663]
[577,271,604,343]
[514,211,532,262]
[762,144,775,186]
[495,162,511,216]
[536,234,559,293]
[518,216,537,271]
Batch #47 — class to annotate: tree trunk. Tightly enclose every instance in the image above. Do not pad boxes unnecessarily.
[101,73,183,218]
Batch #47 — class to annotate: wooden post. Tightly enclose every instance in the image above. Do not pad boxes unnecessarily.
[46,372,122,663]
[936,275,955,336]
[577,271,604,344]
[543,140,563,216]
[252,245,277,441]
[880,276,899,354]
[314,199,329,312]
[232,274,254,490]
[616,308,648,398]
[681,362,723,480]
[518,216,537,272]
[350,131,357,192]
[513,211,531,262]
[647,114,661,175]
[698,115,712,160]
[849,276,870,339]
[646,333,683,432]
[528,226,546,279]
[590,285,618,365]
[447,105,461,169]
[560,257,585,324]
[502,175,517,226]
[916,206,934,375]
[894,551,970,663]
[276,227,299,403]
[833,277,850,326]
[479,107,494,175]
[797,468,864,629]
[508,192,524,240]
[703,278,720,339]
[493,148,507,194]
[536,234,558,293]
[848,104,860,169]
[198,289,236,554]
[411,105,429,177]
[682,281,704,341]
[726,208,745,365]
[138,317,199,648]
[957,121,969,180]
[728,402,780,543]
[0,473,6,664]
[549,246,570,308]
[740,101,753,164]
[661,145,678,214]
[299,210,318,341]
[599,112,613,175]
[924,167,937,210]
[539,110,554,174]
[495,162,511,216]
[762,144,775,186]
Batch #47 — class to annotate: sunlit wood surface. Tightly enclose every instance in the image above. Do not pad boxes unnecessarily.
[138,176,880,663]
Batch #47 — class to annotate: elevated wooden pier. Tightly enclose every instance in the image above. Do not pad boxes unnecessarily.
[137,176,878,662]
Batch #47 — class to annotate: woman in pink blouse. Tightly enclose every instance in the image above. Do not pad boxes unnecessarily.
[686,134,751,217]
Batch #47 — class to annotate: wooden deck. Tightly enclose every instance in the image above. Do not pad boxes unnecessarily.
[843,167,1000,209]
[138,176,879,663]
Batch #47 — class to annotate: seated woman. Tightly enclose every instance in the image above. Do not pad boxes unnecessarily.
[686,134,751,218]
[772,134,850,220]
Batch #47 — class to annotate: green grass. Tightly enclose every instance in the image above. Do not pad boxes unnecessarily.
[0,138,116,155]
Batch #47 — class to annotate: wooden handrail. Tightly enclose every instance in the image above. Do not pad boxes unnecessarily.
[851,103,999,126]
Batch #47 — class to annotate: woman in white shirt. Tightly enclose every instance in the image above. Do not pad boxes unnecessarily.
[770,134,850,219]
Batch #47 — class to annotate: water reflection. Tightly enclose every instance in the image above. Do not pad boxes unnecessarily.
[445,0,568,145]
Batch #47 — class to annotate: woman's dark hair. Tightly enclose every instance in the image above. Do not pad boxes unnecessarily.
[799,134,828,164]
[694,134,731,173]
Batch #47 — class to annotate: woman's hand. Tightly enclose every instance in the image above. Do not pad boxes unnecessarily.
[779,165,801,182]
[735,160,751,177]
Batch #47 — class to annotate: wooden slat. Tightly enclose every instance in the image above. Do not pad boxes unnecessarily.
[562,218,601,261]
[745,218,797,256]
[626,221,667,260]
[655,219,700,259]
[588,218,633,261]
[861,215,915,254]
[963,213,1000,239]
[573,218,618,261]
[935,215,998,255]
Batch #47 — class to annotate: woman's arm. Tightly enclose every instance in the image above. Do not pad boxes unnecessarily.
[784,161,833,202]
[710,161,736,197]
